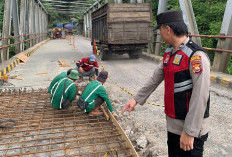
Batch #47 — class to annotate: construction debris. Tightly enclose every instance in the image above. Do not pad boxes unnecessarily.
[12,77,24,80]
[58,59,70,67]
[36,72,48,75]
[17,53,29,63]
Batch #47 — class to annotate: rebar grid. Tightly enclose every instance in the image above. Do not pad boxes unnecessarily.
[0,89,134,157]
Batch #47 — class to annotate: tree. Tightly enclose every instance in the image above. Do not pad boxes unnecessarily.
[0,0,4,34]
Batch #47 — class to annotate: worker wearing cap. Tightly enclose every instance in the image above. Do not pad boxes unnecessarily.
[78,70,117,118]
[50,69,79,109]
[122,10,210,157]
[76,54,99,81]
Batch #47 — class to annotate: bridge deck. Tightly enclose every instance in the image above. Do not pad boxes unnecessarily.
[0,89,138,157]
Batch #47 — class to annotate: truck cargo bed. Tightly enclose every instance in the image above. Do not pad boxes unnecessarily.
[92,3,153,45]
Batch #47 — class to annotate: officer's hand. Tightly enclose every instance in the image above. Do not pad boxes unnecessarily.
[180,131,194,151]
[121,99,137,114]
[79,67,83,73]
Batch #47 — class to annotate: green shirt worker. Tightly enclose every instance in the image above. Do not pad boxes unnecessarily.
[48,69,73,94]
[49,69,79,109]
[80,70,117,117]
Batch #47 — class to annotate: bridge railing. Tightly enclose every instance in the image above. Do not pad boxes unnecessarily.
[151,33,232,54]
[0,33,47,63]
[148,33,232,74]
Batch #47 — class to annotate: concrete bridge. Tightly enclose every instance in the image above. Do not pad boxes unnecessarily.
[0,36,231,156]
[0,0,232,156]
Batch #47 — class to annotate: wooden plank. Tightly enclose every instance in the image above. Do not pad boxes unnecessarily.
[13,77,24,80]
[100,105,109,120]
[17,53,29,63]
[36,72,48,75]
[108,23,153,44]
[105,104,139,157]
[109,12,151,23]
[58,59,70,67]
[109,3,150,12]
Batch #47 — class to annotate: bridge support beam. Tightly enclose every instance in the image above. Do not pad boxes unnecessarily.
[98,1,101,8]
[179,0,201,46]
[87,11,90,38]
[1,0,47,63]
[20,0,26,52]
[29,0,35,47]
[154,0,167,56]
[84,14,87,37]
[213,0,232,72]
[1,0,12,62]
[114,0,122,3]
[42,10,45,40]
[20,0,30,50]
[130,0,144,3]
[39,6,42,42]
[89,11,92,39]
[35,4,40,44]
[12,0,22,54]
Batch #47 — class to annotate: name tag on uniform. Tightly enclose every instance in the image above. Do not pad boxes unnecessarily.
[172,54,182,65]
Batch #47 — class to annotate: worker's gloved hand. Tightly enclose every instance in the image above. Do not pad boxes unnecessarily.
[112,112,119,120]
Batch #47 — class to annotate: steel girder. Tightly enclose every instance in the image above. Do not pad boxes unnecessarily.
[41,0,99,14]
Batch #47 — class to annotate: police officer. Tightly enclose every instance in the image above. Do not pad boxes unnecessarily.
[122,10,210,157]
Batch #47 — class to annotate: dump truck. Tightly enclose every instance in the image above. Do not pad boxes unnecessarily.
[91,3,153,60]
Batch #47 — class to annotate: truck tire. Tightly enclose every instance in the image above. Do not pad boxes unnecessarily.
[100,45,110,60]
[129,51,141,59]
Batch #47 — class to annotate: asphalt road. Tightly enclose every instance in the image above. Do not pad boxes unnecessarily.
[4,36,232,157]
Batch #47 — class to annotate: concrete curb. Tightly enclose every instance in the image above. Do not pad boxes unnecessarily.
[0,39,50,77]
[141,52,232,89]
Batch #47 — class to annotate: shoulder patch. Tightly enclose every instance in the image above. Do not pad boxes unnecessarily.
[190,55,202,74]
